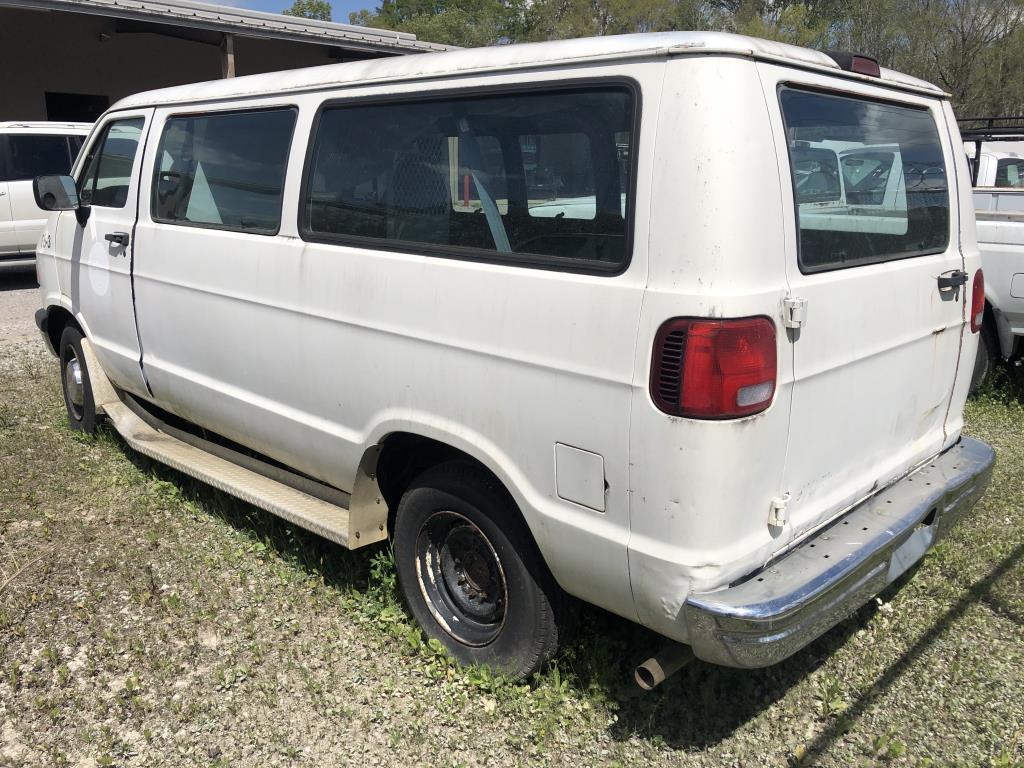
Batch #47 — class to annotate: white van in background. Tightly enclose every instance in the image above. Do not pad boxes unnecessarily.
[32,34,993,688]
[0,122,90,268]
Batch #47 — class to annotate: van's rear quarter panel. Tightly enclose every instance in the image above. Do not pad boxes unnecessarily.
[628,57,794,642]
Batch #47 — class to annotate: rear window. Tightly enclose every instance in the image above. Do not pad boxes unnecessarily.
[780,88,949,273]
[153,108,296,235]
[2,134,81,181]
[301,85,635,272]
[995,157,1024,188]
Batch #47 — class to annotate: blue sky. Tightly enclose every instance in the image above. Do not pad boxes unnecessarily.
[228,0,375,24]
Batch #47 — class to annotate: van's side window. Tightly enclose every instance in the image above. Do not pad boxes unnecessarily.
[152,109,296,235]
[78,119,144,208]
[301,86,635,271]
[780,89,949,273]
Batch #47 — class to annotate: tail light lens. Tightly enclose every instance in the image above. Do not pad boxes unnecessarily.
[651,317,777,419]
[970,269,984,333]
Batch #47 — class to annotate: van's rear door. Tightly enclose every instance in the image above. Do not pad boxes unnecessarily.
[758,65,967,543]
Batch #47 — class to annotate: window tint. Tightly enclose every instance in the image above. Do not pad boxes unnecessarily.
[78,119,145,208]
[153,109,295,234]
[995,157,1024,188]
[780,89,949,273]
[3,135,77,181]
[302,86,635,270]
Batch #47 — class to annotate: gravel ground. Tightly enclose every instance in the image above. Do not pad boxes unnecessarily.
[0,314,1022,767]
[0,268,39,348]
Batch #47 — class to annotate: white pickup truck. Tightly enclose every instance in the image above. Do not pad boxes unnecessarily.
[962,121,1024,387]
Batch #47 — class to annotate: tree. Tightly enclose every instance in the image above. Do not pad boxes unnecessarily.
[345,0,1024,117]
[523,0,708,40]
[731,2,830,47]
[350,0,527,47]
[899,0,1024,114]
[283,0,333,21]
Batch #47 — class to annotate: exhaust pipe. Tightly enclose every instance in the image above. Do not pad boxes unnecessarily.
[635,642,694,691]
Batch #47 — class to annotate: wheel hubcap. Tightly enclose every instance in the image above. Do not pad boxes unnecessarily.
[64,353,84,419]
[415,510,507,646]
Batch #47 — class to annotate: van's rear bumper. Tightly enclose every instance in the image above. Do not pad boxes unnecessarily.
[683,436,995,668]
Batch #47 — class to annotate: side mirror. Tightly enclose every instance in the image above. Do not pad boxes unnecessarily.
[34,174,90,226]
[33,175,80,211]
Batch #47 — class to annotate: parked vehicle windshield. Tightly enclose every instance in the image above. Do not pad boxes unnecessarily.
[840,150,896,205]
[2,134,83,182]
[791,146,841,203]
[780,88,949,273]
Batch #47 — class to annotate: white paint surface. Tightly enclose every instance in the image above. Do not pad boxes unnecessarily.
[34,36,979,644]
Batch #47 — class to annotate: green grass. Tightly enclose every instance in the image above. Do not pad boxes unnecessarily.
[1,341,1022,767]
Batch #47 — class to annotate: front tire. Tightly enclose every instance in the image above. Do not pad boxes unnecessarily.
[59,326,98,435]
[392,462,568,679]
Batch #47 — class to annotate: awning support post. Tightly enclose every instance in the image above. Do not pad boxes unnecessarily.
[221,33,235,78]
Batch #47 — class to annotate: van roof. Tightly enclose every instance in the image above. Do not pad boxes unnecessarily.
[0,121,93,132]
[110,32,945,112]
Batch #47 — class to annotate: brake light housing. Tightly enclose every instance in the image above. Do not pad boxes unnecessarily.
[971,269,985,333]
[824,51,882,78]
[651,316,777,419]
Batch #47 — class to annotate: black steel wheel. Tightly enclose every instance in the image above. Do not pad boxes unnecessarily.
[393,461,570,678]
[414,509,508,646]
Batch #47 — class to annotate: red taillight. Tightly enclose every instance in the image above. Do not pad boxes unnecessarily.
[651,317,777,419]
[971,269,985,333]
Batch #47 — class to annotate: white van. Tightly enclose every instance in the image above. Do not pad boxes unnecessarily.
[0,122,90,268]
[32,33,994,686]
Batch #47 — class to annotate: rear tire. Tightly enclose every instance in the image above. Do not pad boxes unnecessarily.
[59,326,98,435]
[392,461,568,679]
[969,322,998,394]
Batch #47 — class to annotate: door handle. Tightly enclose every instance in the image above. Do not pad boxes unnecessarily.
[104,232,129,247]
[937,270,968,292]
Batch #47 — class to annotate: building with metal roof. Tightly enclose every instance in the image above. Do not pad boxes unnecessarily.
[0,0,449,121]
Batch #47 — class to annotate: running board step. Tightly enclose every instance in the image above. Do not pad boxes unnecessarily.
[80,341,385,549]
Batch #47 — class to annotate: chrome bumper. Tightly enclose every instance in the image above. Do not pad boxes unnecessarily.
[684,436,995,668]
